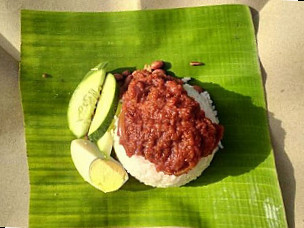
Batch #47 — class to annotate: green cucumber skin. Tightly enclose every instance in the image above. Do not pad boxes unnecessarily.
[67,62,108,138]
[88,77,119,142]
[83,62,108,80]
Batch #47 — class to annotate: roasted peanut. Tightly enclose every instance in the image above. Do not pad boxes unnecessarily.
[114,73,124,81]
[119,75,134,98]
[190,61,204,66]
[122,70,131,77]
[192,85,204,93]
[151,60,164,70]
[152,69,166,74]
[124,74,133,86]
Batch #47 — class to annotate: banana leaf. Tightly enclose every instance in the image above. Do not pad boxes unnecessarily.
[20,4,287,228]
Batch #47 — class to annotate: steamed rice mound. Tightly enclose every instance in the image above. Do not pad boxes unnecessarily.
[113,84,221,187]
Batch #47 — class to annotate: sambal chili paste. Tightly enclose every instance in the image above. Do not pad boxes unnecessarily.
[118,70,223,176]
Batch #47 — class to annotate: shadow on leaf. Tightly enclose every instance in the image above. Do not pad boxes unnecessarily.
[186,81,272,187]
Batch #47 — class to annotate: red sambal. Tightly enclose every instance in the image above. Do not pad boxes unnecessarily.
[118,70,223,176]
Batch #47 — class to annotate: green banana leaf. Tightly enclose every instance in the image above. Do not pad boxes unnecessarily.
[20,4,287,228]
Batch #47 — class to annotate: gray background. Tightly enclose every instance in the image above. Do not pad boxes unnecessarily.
[0,0,303,227]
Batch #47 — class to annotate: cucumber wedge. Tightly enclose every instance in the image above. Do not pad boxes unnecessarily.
[71,139,106,184]
[96,101,122,157]
[88,73,119,141]
[96,130,113,158]
[90,158,128,193]
[71,139,128,193]
[67,62,107,138]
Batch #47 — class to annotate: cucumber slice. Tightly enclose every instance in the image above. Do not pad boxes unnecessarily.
[88,73,119,141]
[96,102,122,157]
[96,130,113,158]
[67,62,107,138]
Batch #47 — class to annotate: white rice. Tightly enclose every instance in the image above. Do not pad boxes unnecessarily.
[113,83,221,187]
[181,77,191,83]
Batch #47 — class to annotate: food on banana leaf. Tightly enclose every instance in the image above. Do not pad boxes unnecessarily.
[67,62,107,138]
[113,61,224,187]
[68,61,223,191]
[88,73,119,142]
[68,65,125,193]
[71,139,128,193]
